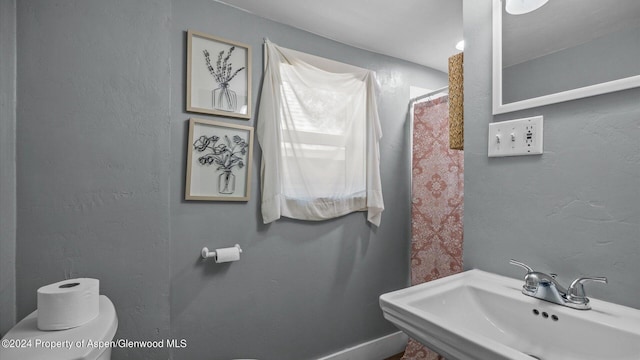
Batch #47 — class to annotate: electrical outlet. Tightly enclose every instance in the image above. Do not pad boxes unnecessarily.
[488,116,543,157]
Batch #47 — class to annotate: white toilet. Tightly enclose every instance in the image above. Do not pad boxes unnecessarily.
[1,295,118,360]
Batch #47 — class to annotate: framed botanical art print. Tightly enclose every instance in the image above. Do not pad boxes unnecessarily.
[186,30,252,119]
[185,118,254,201]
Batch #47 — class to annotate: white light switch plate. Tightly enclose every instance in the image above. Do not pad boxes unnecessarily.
[488,116,543,157]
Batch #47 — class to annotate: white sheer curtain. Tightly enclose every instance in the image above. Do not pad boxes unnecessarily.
[257,41,384,226]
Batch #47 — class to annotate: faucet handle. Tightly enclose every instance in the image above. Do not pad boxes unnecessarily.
[567,276,608,304]
[509,259,539,294]
[509,259,534,273]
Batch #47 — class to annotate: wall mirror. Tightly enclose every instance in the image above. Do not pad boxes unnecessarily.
[492,0,640,114]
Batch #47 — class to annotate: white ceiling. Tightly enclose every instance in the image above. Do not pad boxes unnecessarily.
[214,0,640,73]
[215,0,463,73]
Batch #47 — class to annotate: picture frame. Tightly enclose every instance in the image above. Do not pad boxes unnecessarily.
[186,30,252,119]
[185,118,254,201]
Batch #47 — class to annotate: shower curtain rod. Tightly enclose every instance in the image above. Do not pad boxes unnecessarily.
[409,86,449,106]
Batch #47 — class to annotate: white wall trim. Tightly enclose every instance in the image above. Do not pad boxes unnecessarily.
[316,331,408,360]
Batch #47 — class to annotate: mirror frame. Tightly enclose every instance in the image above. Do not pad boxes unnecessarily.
[492,0,640,115]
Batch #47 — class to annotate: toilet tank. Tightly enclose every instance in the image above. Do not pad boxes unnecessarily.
[0,295,118,360]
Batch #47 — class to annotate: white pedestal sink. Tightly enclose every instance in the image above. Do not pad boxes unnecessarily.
[379,269,640,360]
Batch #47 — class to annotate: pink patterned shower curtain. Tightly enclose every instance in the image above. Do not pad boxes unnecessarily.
[403,96,464,360]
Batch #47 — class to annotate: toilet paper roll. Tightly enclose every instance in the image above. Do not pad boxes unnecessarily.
[37,278,100,331]
[215,247,241,263]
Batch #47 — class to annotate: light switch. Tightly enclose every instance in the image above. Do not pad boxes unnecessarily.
[488,116,543,157]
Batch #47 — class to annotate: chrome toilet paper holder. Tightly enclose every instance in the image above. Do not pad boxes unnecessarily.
[201,244,242,259]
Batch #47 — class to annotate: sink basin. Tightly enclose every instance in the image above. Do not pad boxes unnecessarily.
[380,269,640,360]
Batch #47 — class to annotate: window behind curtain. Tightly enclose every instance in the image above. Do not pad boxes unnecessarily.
[279,63,366,199]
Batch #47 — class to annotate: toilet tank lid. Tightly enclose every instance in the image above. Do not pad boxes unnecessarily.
[0,295,118,360]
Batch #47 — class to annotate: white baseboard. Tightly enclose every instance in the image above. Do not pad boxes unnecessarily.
[316,331,408,360]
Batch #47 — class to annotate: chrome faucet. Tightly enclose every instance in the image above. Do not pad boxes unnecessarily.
[509,259,607,310]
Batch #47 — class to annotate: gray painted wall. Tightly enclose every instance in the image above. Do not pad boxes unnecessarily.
[463,0,640,309]
[169,0,446,359]
[10,0,445,359]
[16,0,173,359]
[0,0,17,338]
